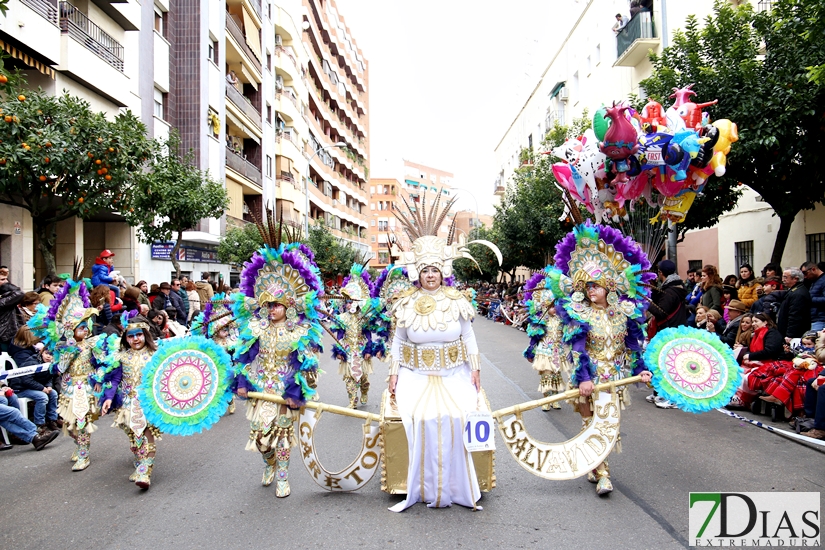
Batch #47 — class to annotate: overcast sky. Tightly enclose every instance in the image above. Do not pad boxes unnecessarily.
[334,0,585,214]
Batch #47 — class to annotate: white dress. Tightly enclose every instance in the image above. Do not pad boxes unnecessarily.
[389,287,482,512]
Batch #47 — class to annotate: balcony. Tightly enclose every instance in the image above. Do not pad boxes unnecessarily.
[21,0,58,26]
[225,146,262,188]
[59,1,124,72]
[614,11,659,68]
[225,82,261,130]
[226,12,261,73]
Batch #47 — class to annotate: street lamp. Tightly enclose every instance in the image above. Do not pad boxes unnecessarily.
[304,141,347,238]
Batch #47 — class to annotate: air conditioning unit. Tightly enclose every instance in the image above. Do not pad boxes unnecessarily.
[275,34,283,46]
[558,86,569,101]
[275,75,284,90]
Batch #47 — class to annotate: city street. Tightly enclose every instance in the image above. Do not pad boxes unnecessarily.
[2,317,823,549]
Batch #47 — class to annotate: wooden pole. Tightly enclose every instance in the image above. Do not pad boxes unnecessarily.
[247,391,381,422]
[491,375,642,418]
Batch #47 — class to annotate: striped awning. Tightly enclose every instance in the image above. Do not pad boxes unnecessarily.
[0,39,55,79]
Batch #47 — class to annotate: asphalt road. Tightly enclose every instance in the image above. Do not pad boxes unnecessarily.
[2,317,823,549]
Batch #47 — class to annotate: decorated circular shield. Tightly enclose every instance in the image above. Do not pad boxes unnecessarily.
[139,336,233,436]
[643,327,742,413]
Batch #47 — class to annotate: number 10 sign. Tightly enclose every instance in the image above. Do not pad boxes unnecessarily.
[464,410,496,452]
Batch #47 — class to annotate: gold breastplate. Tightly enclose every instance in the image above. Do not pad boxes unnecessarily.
[117,348,154,397]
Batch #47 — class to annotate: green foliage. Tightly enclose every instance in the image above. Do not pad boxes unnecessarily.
[0,64,154,273]
[542,108,592,148]
[452,226,500,283]
[217,222,263,267]
[640,0,825,261]
[121,131,229,276]
[303,222,358,280]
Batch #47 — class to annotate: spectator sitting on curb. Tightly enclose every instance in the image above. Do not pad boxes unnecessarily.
[0,387,59,451]
[8,326,60,433]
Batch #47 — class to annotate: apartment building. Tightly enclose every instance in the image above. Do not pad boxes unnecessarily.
[0,0,370,289]
[367,160,454,269]
[493,0,822,274]
[302,0,370,256]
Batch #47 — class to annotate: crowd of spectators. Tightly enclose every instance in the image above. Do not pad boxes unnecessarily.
[0,248,238,452]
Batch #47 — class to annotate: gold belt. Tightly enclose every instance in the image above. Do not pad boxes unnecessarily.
[399,338,467,371]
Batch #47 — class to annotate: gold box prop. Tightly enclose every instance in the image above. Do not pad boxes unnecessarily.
[379,389,496,494]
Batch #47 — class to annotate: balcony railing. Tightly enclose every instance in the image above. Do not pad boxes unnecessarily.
[757,0,774,11]
[225,146,262,187]
[616,11,655,60]
[225,13,262,72]
[21,0,58,26]
[59,2,124,72]
[225,82,262,128]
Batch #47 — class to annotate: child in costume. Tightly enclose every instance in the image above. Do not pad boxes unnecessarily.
[522,273,568,411]
[191,294,246,414]
[230,221,324,498]
[547,223,655,496]
[98,313,161,489]
[330,264,385,408]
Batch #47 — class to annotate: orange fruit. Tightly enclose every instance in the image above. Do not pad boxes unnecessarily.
[0,75,8,84]
[0,159,6,165]
[78,197,84,204]
[3,116,11,123]
[96,169,103,175]
[87,152,94,158]
[95,159,102,165]
[17,94,25,101]
[100,167,107,174]
[21,143,27,148]
[39,175,47,181]
[44,157,49,164]
[104,175,112,181]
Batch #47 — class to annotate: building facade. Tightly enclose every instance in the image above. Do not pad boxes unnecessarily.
[492,0,822,274]
[0,0,369,290]
[367,160,454,269]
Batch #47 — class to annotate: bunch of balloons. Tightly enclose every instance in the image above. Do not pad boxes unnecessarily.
[549,84,738,224]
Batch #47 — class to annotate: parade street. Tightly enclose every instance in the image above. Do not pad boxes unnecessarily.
[3,318,824,550]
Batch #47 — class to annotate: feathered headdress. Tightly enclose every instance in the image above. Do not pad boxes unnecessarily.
[392,189,502,280]
[28,258,98,346]
[548,222,654,320]
[341,263,372,304]
[191,293,235,338]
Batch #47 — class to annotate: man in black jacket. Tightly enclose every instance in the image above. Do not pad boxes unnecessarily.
[719,299,748,347]
[776,268,811,338]
[0,267,23,348]
[648,260,687,410]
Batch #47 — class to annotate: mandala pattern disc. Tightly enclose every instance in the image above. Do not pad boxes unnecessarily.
[139,336,233,436]
[644,327,742,413]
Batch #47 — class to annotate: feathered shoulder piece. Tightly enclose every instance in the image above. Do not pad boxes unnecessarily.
[341,263,373,304]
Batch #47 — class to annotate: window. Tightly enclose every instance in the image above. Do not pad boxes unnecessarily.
[266,155,272,178]
[595,44,601,65]
[734,241,754,270]
[267,52,272,72]
[370,235,375,242]
[378,252,390,264]
[153,88,165,119]
[268,2,272,19]
[154,9,164,35]
[370,219,376,226]
[688,260,703,273]
[266,104,272,123]
[370,203,375,210]
[807,233,825,263]
[211,40,218,64]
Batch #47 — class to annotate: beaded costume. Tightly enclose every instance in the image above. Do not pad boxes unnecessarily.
[192,294,242,413]
[523,273,568,410]
[546,222,654,495]
[387,192,501,512]
[230,220,324,498]
[29,277,115,471]
[330,264,385,408]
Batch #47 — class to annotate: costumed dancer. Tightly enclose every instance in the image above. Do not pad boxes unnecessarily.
[330,264,385,408]
[546,222,655,496]
[191,294,245,414]
[230,218,324,498]
[387,193,501,512]
[28,273,115,471]
[97,312,161,489]
[522,272,568,411]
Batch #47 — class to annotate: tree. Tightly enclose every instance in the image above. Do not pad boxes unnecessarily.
[640,0,825,263]
[303,222,358,281]
[217,222,263,267]
[0,65,154,274]
[452,226,500,283]
[122,132,229,278]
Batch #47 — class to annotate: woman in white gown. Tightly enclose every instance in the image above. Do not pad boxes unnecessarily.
[387,195,501,512]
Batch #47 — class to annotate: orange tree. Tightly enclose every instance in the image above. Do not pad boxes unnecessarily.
[0,66,153,273]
